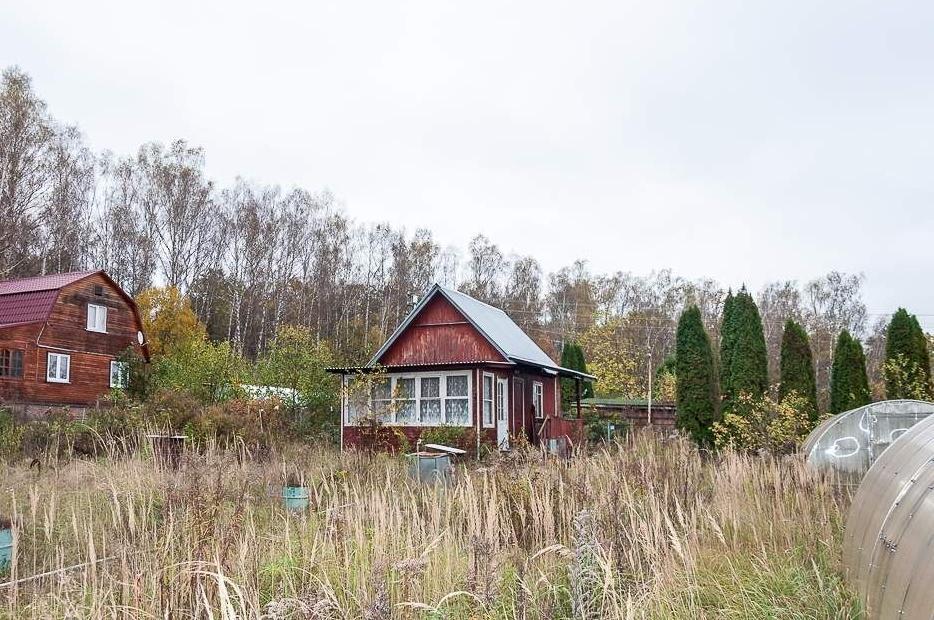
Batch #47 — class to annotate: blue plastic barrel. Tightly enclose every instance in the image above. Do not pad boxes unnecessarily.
[0,527,11,572]
[282,486,309,511]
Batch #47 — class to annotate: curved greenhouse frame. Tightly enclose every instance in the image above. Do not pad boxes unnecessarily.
[842,413,934,617]
[802,399,934,476]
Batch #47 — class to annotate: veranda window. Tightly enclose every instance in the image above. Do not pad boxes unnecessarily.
[371,378,392,422]
[445,375,469,425]
[395,377,416,424]
[532,382,544,419]
[482,373,495,427]
[355,372,472,427]
[419,377,443,424]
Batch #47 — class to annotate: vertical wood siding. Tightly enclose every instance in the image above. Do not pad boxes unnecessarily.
[378,295,507,366]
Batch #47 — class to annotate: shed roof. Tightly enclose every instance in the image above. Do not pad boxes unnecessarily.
[361,284,595,380]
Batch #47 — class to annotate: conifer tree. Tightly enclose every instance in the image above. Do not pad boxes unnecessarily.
[884,308,933,399]
[779,319,818,421]
[830,330,871,414]
[718,290,737,399]
[560,342,593,410]
[722,287,768,409]
[675,305,718,446]
[575,343,594,399]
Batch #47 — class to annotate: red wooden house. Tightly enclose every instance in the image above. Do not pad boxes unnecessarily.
[0,271,149,416]
[328,284,594,453]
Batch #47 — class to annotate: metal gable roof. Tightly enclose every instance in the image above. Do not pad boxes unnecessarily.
[0,290,59,327]
[368,283,595,380]
[0,271,98,295]
[0,271,99,328]
[437,286,557,368]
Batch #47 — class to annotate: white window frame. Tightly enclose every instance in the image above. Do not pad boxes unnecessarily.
[349,371,473,427]
[47,352,71,383]
[482,372,495,428]
[110,360,129,389]
[532,381,544,419]
[87,303,108,333]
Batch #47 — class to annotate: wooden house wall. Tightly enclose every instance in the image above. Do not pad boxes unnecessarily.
[340,364,560,452]
[378,295,507,366]
[0,274,145,410]
[0,323,40,404]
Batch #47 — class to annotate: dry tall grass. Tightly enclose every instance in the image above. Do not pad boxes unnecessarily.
[0,432,859,619]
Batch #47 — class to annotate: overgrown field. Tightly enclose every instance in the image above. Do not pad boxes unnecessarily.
[0,433,860,619]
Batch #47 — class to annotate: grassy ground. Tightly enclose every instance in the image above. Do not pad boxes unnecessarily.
[0,432,860,619]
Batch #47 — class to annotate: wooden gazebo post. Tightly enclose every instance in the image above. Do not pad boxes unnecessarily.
[575,377,582,418]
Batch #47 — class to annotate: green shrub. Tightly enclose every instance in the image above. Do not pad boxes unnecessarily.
[0,408,23,461]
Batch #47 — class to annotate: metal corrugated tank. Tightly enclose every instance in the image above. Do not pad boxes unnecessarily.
[842,412,934,618]
[803,400,934,476]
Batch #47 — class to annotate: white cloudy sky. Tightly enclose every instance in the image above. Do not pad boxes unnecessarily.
[3,0,932,328]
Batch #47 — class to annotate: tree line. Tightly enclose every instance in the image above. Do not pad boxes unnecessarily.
[2,65,929,408]
[675,289,933,449]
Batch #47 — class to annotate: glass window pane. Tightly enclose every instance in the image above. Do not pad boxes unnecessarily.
[421,377,440,398]
[397,377,416,399]
[396,400,416,424]
[446,374,468,397]
[445,398,469,425]
[371,378,391,401]
[420,399,443,424]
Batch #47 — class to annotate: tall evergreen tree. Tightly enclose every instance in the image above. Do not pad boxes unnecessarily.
[560,342,593,410]
[718,290,737,399]
[722,287,768,409]
[675,305,719,446]
[779,319,818,421]
[830,330,871,414]
[884,308,933,399]
[577,344,594,399]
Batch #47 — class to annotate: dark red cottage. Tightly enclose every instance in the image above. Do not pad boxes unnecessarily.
[328,284,594,453]
[0,271,149,417]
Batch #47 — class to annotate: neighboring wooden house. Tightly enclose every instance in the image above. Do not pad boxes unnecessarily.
[328,284,595,453]
[581,397,677,430]
[0,271,149,416]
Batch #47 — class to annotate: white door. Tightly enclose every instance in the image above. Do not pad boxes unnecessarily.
[496,377,509,450]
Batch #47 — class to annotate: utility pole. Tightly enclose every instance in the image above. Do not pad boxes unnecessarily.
[647,345,653,426]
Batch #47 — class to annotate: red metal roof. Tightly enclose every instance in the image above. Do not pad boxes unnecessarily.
[0,271,99,328]
[0,271,97,295]
[0,291,60,327]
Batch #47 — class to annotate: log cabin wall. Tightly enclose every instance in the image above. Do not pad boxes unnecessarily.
[0,323,39,404]
[0,273,146,412]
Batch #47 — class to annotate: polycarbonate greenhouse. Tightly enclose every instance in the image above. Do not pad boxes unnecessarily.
[802,399,934,476]
[842,412,934,618]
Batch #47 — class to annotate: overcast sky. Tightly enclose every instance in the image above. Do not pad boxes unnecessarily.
[2,1,932,329]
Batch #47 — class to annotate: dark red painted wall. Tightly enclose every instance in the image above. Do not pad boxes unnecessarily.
[378,295,507,366]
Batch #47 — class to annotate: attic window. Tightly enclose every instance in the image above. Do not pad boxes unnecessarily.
[94,285,104,296]
[87,304,108,333]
